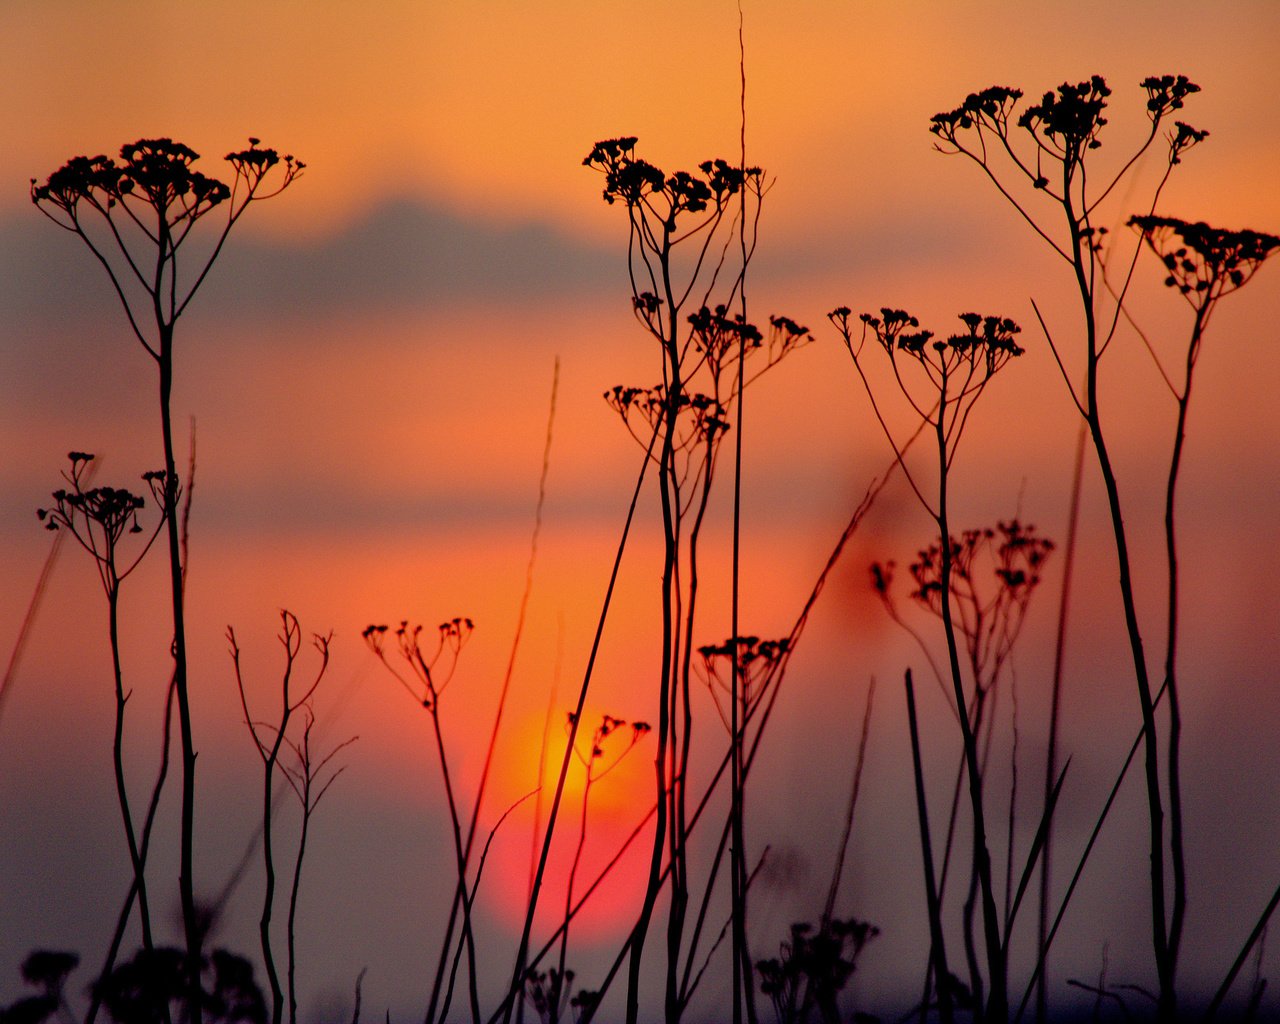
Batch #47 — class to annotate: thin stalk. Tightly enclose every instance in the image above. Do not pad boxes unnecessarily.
[1067,196,1171,1017]
[501,426,655,1024]
[86,674,176,1024]
[157,323,202,1024]
[556,763,597,1023]
[906,670,953,1024]
[631,227,681,1024]
[730,6,754,1021]
[935,393,1005,1024]
[1161,305,1207,975]
[425,699,481,1024]
[1037,422,1085,1024]
[822,677,877,928]
[286,772,308,1024]
[667,435,719,1023]
[1205,881,1280,1022]
[107,584,155,956]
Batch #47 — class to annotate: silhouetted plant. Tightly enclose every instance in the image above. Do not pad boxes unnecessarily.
[1127,214,1279,1023]
[32,138,302,1024]
[755,918,878,1024]
[551,714,650,1023]
[697,636,790,733]
[94,948,186,1024]
[586,135,753,1024]
[582,134,814,1024]
[37,453,169,972]
[1126,217,1280,736]
[34,456,176,1024]
[927,72,1280,1022]
[89,947,265,1024]
[229,611,350,1024]
[364,617,481,1024]
[0,951,79,1024]
[830,306,1025,1023]
[874,521,1055,1016]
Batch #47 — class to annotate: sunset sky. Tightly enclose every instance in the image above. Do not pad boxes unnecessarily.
[3,2,1280,1020]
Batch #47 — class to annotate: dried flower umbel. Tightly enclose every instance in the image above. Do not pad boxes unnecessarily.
[697,635,790,733]
[38,453,169,594]
[904,521,1055,696]
[37,452,169,973]
[1130,216,1280,311]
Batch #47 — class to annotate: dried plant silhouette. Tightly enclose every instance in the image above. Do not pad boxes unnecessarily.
[931,73,1279,1022]
[229,611,352,1024]
[829,306,1041,1024]
[364,617,486,1024]
[37,454,169,967]
[9,43,1280,1024]
[581,134,824,1024]
[31,137,302,1024]
[870,520,1056,1023]
[538,713,651,1024]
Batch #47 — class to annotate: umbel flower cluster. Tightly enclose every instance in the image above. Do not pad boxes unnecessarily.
[1129,215,1280,306]
[32,137,302,223]
[831,307,1023,392]
[930,74,1200,153]
[583,136,759,214]
[36,452,169,584]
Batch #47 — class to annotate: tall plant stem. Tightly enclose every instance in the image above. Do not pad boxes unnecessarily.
[502,427,654,1024]
[107,586,155,957]
[286,792,311,1024]
[258,714,286,1024]
[1161,306,1206,976]
[1037,421,1085,1024]
[628,233,682,1024]
[87,675,176,1024]
[822,676,876,928]
[906,670,953,1024]
[157,317,202,1024]
[1066,203,1172,1018]
[730,7,755,1023]
[934,399,1005,1023]
[424,703,481,1024]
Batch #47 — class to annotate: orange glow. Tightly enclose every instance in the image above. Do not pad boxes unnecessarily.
[477,708,656,943]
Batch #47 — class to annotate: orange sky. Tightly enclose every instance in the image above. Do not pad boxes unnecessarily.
[4,2,1280,1020]
[6,1,1279,236]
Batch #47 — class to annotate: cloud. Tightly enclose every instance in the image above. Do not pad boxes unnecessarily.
[3,189,992,335]
[1,197,623,326]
